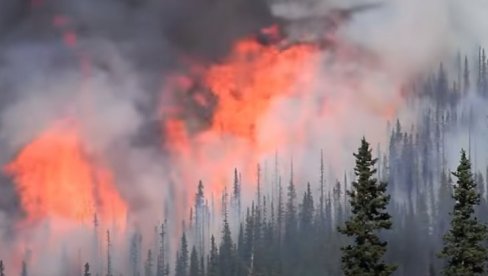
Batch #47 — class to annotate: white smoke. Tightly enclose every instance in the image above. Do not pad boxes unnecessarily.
[1,0,488,274]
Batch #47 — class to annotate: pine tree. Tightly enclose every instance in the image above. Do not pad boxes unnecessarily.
[219,212,235,276]
[439,150,488,275]
[157,222,167,276]
[464,55,470,92]
[0,260,4,276]
[285,161,297,240]
[189,246,199,276]
[200,256,205,276]
[131,232,142,276]
[319,149,325,225]
[338,138,397,276]
[21,260,27,276]
[106,230,113,276]
[207,235,219,276]
[145,250,154,276]
[300,182,314,233]
[175,232,189,276]
[84,263,92,276]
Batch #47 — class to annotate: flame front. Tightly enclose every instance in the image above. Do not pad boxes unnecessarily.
[163,32,320,199]
[204,37,318,140]
[4,119,127,229]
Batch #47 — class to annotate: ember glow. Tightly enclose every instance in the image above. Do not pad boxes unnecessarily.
[4,119,127,230]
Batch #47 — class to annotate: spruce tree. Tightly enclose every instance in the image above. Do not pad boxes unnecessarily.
[175,232,189,276]
[207,235,219,276]
[219,214,235,276]
[299,182,314,233]
[145,250,153,276]
[106,230,113,276]
[84,263,91,276]
[21,260,27,276]
[189,246,199,276]
[0,260,4,276]
[439,150,488,275]
[338,138,396,276]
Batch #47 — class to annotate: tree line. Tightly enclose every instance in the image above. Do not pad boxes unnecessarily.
[4,48,488,276]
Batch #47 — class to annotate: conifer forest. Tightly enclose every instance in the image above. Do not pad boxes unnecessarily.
[1,0,488,275]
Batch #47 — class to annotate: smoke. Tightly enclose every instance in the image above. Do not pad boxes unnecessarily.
[0,0,487,274]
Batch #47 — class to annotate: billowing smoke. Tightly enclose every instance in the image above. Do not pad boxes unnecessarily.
[0,0,487,274]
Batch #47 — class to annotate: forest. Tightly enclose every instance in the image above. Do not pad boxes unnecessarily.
[2,48,488,276]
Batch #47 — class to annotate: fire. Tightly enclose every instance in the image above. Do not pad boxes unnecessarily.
[162,30,320,196]
[4,119,127,229]
[204,37,318,140]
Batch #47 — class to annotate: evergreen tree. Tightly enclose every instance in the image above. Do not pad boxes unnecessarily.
[285,162,297,240]
[0,260,4,276]
[243,207,254,267]
[145,250,154,276]
[299,182,314,233]
[189,246,199,276]
[439,150,488,275]
[219,214,235,276]
[157,222,167,276]
[106,230,113,276]
[84,263,92,276]
[207,235,219,276]
[21,261,27,276]
[131,232,142,276]
[175,232,189,276]
[339,138,397,276]
[464,55,470,92]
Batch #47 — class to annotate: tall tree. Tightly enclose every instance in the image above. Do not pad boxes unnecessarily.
[339,138,397,276]
[207,235,219,276]
[157,222,167,276]
[145,250,153,276]
[84,263,91,276]
[300,182,314,233]
[285,161,297,240]
[219,213,235,276]
[106,230,113,276]
[131,232,142,276]
[464,55,470,92]
[439,150,488,275]
[21,261,27,276]
[175,232,189,276]
[189,246,200,276]
[0,260,4,276]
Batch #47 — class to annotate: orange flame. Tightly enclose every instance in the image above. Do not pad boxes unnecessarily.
[162,33,319,198]
[204,38,318,140]
[4,119,127,229]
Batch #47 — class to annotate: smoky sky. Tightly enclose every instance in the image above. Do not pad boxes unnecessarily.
[0,0,280,232]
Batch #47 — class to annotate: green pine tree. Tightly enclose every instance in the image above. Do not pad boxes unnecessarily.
[439,150,488,275]
[338,138,397,276]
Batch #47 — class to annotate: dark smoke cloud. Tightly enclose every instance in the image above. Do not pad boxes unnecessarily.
[165,0,274,60]
[0,0,280,246]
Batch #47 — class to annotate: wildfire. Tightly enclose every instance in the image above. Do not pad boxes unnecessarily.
[204,37,318,140]
[162,29,320,196]
[4,119,127,229]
